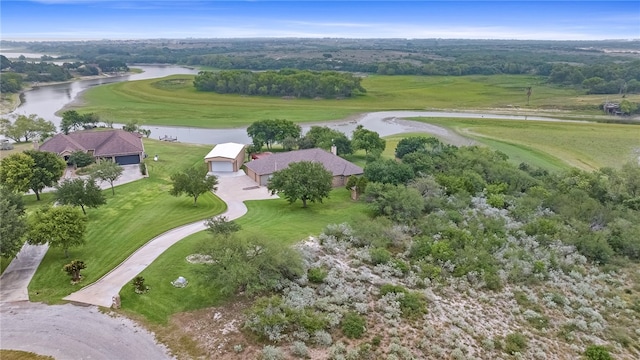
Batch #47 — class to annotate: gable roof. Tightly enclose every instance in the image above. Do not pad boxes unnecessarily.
[204,142,245,160]
[40,129,144,157]
[245,148,363,177]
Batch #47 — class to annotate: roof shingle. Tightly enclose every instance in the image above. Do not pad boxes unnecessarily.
[40,129,144,157]
[244,148,363,177]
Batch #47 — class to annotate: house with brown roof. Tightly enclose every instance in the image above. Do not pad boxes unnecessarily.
[39,129,145,165]
[244,148,363,187]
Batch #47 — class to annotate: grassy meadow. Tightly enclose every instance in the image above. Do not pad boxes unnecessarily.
[73,74,637,128]
[120,188,369,324]
[411,117,640,171]
[27,139,226,304]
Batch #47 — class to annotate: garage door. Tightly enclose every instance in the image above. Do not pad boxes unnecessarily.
[115,155,140,165]
[210,161,234,172]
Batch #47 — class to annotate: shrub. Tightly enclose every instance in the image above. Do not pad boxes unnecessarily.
[139,160,147,175]
[261,345,284,360]
[132,276,149,294]
[63,260,86,283]
[379,284,427,319]
[68,151,94,167]
[584,345,612,360]
[290,341,309,358]
[313,330,333,347]
[369,247,391,265]
[308,267,328,284]
[504,332,527,355]
[342,312,366,339]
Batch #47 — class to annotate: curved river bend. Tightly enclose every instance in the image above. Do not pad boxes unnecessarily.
[9,65,576,145]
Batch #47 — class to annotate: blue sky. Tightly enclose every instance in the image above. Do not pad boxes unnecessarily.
[1,1,639,41]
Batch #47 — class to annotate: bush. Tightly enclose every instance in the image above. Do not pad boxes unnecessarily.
[308,267,328,284]
[290,341,309,358]
[261,345,284,360]
[584,345,612,360]
[379,284,427,319]
[369,247,391,265]
[504,332,527,355]
[132,276,149,294]
[68,151,94,167]
[139,160,147,175]
[342,312,366,339]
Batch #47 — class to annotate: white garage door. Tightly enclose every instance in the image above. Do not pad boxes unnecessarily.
[211,161,234,172]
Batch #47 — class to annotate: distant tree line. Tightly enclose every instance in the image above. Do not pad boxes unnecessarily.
[1,57,71,83]
[7,38,640,95]
[193,69,366,98]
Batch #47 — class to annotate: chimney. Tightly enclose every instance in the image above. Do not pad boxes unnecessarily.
[330,145,337,156]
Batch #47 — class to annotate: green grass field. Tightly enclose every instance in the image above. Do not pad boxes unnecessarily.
[27,139,226,304]
[120,187,369,324]
[410,118,640,171]
[74,74,637,128]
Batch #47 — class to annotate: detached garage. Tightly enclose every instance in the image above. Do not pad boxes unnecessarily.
[204,143,246,174]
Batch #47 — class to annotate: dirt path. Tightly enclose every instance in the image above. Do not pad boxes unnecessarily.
[0,302,174,360]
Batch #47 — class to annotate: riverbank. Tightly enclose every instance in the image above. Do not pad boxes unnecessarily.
[0,71,142,115]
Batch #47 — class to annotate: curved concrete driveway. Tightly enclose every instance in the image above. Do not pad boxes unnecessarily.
[0,302,173,360]
[64,172,277,307]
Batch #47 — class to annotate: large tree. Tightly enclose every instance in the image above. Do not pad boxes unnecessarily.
[352,125,385,155]
[55,178,106,214]
[169,165,218,206]
[202,233,303,296]
[90,161,124,195]
[0,188,27,258]
[299,126,352,155]
[24,150,66,201]
[267,161,333,208]
[0,153,35,193]
[364,158,415,185]
[27,205,87,258]
[247,119,301,150]
[0,114,56,142]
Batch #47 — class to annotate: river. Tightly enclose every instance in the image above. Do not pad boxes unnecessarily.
[7,65,579,146]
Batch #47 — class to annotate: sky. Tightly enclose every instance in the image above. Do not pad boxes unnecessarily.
[1,1,639,41]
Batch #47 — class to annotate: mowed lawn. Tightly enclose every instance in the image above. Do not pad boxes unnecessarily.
[120,188,369,324]
[411,118,640,171]
[27,139,226,304]
[73,74,635,129]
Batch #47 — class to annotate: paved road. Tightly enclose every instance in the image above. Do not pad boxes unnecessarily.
[0,302,173,360]
[0,243,49,303]
[63,172,277,307]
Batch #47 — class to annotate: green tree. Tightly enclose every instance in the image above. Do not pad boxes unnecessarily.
[0,195,27,258]
[0,153,35,193]
[352,125,385,155]
[364,158,415,185]
[395,136,432,159]
[299,126,352,155]
[169,165,218,206]
[0,114,55,142]
[55,178,106,215]
[67,151,94,168]
[26,205,87,258]
[363,182,425,223]
[619,99,638,115]
[205,216,241,237]
[247,119,301,150]
[202,233,303,296]
[24,150,66,201]
[267,161,333,208]
[90,161,124,195]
